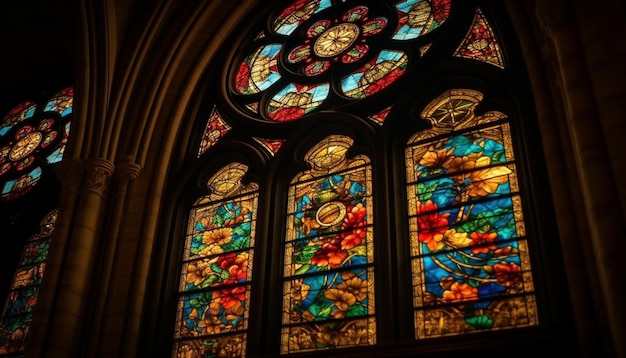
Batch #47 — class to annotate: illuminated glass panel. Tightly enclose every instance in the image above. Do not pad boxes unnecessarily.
[313,23,360,58]
[231,0,453,121]
[362,18,387,37]
[341,44,369,64]
[234,44,282,95]
[287,44,312,64]
[173,163,258,358]
[368,106,391,126]
[43,87,74,116]
[304,60,331,76]
[406,90,537,338]
[0,209,58,356]
[0,102,36,136]
[341,50,408,99]
[197,107,231,157]
[267,83,330,121]
[0,88,73,200]
[454,9,504,69]
[392,0,452,40]
[282,136,375,354]
[273,0,332,36]
[1,167,42,201]
[252,137,285,156]
[46,122,71,164]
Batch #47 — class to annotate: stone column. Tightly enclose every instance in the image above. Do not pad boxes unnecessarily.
[87,159,142,356]
[537,1,626,357]
[43,158,114,357]
[573,0,626,217]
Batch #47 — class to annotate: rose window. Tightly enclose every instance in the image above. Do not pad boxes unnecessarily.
[231,0,451,122]
[0,87,73,201]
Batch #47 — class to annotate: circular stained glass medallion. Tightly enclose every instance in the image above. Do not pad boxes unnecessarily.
[313,23,360,58]
[315,201,347,227]
[8,132,42,161]
[231,0,452,122]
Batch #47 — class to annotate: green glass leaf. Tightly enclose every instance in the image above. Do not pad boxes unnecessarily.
[199,274,220,289]
[294,264,312,276]
[346,304,367,317]
[213,215,225,227]
[317,305,333,319]
[492,150,504,163]
[465,314,494,329]
[232,237,250,250]
[296,245,320,263]
[232,224,249,237]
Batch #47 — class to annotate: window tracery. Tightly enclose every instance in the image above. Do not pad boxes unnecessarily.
[0,87,73,201]
[172,1,547,357]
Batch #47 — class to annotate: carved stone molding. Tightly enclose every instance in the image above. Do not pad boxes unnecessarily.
[115,159,142,184]
[55,158,84,194]
[83,158,115,196]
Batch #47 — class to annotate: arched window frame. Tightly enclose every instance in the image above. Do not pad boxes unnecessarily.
[156,1,574,357]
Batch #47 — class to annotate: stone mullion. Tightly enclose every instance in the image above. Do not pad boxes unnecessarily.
[537,2,626,357]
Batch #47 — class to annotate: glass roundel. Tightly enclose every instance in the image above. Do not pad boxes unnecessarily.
[0,87,73,201]
[231,0,452,122]
[313,23,361,58]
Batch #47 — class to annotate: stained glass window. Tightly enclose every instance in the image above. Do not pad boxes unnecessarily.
[230,0,452,122]
[173,163,258,358]
[282,135,375,354]
[197,107,231,157]
[251,137,285,156]
[0,87,73,201]
[453,9,504,68]
[175,1,557,356]
[0,208,58,357]
[406,89,537,338]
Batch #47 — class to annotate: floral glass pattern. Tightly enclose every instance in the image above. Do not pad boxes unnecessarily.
[0,208,57,356]
[173,163,258,358]
[406,89,537,338]
[230,0,452,122]
[0,87,73,201]
[282,135,375,354]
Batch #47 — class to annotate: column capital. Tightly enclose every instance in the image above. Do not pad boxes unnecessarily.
[84,158,115,196]
[115,160,142,183]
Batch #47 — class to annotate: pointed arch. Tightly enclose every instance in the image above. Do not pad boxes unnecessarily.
[156,1,579,357]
